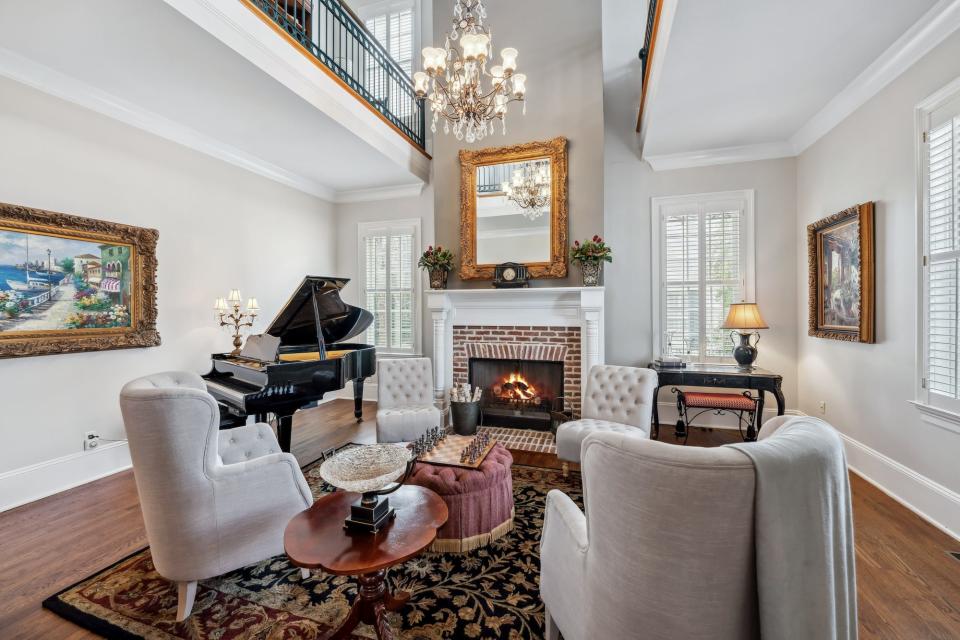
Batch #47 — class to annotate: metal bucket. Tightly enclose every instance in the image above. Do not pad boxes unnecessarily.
[450,400,481,436]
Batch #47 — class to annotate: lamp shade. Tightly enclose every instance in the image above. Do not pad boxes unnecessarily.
[722,302,769,330]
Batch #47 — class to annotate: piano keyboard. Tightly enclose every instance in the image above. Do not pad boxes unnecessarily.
[204,379,253,410]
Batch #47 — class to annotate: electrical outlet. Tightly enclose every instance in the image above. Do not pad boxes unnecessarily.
[83,430,101,451]
[818,401,826,415]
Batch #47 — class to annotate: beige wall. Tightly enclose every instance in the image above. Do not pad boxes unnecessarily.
[0,80,335,498]
[603,158,800,409]
[431,0,605,288]
[796,29,960,518]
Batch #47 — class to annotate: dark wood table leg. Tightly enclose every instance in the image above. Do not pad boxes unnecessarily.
[328,569,405,640]
[276,413,293,453]
[353,377,366,421]
[748,391,765,442]
[773,382,785,415]
[651,384,661,440]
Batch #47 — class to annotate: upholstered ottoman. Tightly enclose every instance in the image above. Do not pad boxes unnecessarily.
[407,443,514,553]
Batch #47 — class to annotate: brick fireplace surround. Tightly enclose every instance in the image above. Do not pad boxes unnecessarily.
[452,326,583,416]
[426,287,605,424]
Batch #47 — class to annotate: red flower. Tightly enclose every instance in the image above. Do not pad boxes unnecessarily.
[593,235,600,242]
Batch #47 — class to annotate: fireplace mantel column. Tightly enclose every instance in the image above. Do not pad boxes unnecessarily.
[426,291,453,417]
[579,288,605,395]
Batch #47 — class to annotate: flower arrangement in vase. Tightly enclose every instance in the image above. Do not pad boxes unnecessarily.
[570,236,612,286]
[419,245,455,289]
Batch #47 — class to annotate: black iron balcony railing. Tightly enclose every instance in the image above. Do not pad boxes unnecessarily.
[247,0,426,150]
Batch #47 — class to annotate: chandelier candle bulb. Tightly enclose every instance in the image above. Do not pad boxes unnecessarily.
[501,48,518,74]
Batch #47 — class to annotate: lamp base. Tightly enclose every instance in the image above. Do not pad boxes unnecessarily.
[732,332,759,369]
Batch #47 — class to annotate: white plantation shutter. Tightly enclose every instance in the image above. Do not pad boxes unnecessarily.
[359,220,420,354]
[364,6,414,119]
[924,97,960,406]
[654,191,754,362]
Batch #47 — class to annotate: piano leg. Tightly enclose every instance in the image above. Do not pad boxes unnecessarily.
[353,377,366,421]
[276,412,294,453]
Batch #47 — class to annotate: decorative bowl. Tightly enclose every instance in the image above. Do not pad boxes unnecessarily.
[319,444,412,493]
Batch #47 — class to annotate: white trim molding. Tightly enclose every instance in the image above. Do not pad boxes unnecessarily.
[910,401,960,436]
[0,441,131,513]
[792,0,960,154]
[334,183,424,204]
[840,432,960,542]
[644,0,960,171]
[645,141,795,172]
[637,0,679,157]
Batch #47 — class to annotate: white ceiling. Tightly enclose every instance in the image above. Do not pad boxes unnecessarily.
[643,0,942,161]
[0,0,425,199]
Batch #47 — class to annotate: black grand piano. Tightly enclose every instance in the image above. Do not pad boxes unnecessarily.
[203,276,376,453]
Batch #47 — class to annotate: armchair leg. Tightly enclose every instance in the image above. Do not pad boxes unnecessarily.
[300,568,311,580]
[545,607,561,640]
[176,581,197,621]
[561,462,569,479]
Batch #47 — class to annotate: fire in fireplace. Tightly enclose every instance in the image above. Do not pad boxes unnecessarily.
[469,357,564,430]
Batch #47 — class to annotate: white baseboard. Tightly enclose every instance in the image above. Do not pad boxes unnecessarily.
[655,401,804,430]
[839,432,960,542]
[0,441,132,513]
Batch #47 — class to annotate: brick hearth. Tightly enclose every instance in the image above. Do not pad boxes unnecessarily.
[452,325,582,417]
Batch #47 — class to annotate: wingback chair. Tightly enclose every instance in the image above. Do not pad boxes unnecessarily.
[555,364,658,465]
[119,371,313,621]
[541,430,759,640]
[376,357,441,442]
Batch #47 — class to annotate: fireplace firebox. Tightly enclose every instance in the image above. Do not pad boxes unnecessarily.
[468,357,564,430]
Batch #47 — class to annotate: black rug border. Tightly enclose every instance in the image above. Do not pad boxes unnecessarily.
[41,455,573,639]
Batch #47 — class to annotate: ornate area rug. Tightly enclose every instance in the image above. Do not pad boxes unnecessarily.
[43,460,581,639]
[477,427,556,454]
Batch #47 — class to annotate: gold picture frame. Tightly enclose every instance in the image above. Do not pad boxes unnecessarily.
[459,137,568,280]
[0,202,160,358]
[807,202,875,343]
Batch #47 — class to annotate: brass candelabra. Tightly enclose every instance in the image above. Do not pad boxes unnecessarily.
[215,289,259,356]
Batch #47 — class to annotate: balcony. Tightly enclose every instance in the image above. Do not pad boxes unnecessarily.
[245,0,425,151]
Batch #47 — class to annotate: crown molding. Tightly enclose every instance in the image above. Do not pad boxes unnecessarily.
[333,182,424,204]
[791,0,960,154]
[645,141,795,171]
[0,47,338,201]
[644,0,960,171]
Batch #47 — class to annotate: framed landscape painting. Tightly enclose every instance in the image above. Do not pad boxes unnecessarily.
[0,202,159,358]
[807,202,875,343]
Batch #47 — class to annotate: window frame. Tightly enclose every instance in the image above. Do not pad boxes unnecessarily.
[650,189,757,363]
[356,0,418,76]
[357,218,422,356]
[915,75,960,418]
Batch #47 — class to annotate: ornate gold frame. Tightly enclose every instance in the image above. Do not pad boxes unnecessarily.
[459,137,568,280]
[0,202,160,358]
[807,202,875,343]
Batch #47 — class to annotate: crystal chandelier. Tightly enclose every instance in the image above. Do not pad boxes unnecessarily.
[413,0,526,143]
[502,161,550,220]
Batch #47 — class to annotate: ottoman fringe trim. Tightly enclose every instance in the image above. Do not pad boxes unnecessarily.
[430,510,515,553]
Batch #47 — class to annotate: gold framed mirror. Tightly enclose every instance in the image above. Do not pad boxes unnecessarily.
[458,137,568,280]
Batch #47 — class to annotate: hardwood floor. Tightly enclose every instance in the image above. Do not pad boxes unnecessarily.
[1,400,958,639]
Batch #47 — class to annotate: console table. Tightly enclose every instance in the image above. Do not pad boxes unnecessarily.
[648,363,785,441]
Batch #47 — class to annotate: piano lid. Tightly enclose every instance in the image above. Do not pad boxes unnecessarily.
[265,276,372,346]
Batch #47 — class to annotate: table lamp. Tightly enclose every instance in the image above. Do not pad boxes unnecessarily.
[721,302,769,369]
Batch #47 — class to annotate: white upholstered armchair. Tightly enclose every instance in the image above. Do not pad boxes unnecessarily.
[542,419,857,640]
[119,371,313,621]
[555,364,657,464]
[543,431,760,640]
[376,357,441,442]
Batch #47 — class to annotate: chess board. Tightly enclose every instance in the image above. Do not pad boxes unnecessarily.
[416,434,497,469]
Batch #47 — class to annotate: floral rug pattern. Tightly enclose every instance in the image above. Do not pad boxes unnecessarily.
[43,461,582,640]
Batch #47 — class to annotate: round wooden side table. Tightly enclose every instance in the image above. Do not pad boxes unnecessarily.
[284,484,448,640]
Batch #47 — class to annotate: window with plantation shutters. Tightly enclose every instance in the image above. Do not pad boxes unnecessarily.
[358,219,421,355]
[920,91,960,412]
[363,3,415,123]
[652,191,756,362]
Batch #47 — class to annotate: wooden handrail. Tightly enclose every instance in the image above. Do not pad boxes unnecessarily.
[636,0,663,132]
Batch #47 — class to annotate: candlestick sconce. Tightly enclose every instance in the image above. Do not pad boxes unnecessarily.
[215,289,258,355]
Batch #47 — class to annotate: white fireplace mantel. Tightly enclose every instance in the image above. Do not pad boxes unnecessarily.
[425,287,605,405]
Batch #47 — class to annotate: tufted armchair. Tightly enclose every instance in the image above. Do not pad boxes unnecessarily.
[555,364,657,464]
[119,371,313,621]
[376,357,441,442]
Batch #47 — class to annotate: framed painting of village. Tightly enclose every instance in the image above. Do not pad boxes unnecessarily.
[807,202,875,343]
[0,202,159,358]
